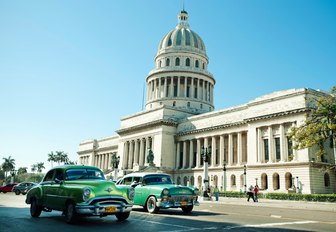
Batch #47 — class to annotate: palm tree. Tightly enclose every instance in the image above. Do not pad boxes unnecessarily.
[1,156,16,178]
[36,162,45,173]
[17,167,28,175]
[31,164,37,173]
[47,151,56,168]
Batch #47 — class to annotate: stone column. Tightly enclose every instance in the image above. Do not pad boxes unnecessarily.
[211,136,216,166]
[177,76,181,97]
[184,77,187,97]
[183,141,187,169]
[123,142,129,169]
[164,77,167,98]
[228,134,233,165]
[280,124,286,162]
[190,77,194,98]
[189,139,194,168]
[237,132,242,165]
[197,79,201,100]
[268,126,274,163]
[134,139,139,166]
[170,77,174,97]
[219,135,224,166]
[196,139,201,167]
[128,141,134,169]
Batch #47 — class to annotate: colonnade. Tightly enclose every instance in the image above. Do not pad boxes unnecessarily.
[122,137,152,170]
[147,76,214,104]
[176,132,248,169]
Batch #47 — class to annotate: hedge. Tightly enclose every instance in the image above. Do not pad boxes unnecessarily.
[218,191,336,202]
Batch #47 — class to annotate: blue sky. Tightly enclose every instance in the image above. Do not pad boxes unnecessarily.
[0,0,335,172]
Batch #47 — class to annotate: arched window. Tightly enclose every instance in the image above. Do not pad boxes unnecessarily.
[240,174,244,188]
[190,176,195,186]
[166,58,170,66]
[195,60,199,68]
[285,172,293,190]
[231,174,236,187]
[173,101,176,107]
[186,58,190,66]
[175,57,180,66]
[183,176,188,186]
[202,63,205,69]
[261,173,268,190]
[273,173,280,190]
[324,173,330,187]
[177,176,181,185]
[213,175,218,186]
[159,60,162,68]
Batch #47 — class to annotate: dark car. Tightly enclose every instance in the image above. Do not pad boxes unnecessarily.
[25,165,134,223]
[0,183,17,193]
[12,182,37,195]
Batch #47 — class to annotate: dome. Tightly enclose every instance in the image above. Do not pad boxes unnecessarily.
[157,10,207,56]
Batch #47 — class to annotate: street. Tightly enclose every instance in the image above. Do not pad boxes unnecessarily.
[0,193,335,232]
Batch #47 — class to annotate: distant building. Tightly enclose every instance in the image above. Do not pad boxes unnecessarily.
[78,10,335,194]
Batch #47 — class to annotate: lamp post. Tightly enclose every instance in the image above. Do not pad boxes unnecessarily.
[223,161,226,192]
[255,178,258,186]
[10,169,17,184]
[243,165,247,193]
[201,145,211,198]
[111,153,120,181]
[296,176,299,193]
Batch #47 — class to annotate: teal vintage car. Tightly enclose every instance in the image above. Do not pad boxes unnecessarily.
[25,165,134,223]
[117,172,199,214]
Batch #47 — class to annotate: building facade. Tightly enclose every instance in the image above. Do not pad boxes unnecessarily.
[78,10,335,194]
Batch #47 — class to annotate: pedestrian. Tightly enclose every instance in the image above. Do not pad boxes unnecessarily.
[207,186,212,199]
[247,185,255,202]
[254,185,259,202]
[214,185,219,201]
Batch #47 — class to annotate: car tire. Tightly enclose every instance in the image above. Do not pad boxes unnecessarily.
[15,190,20,195]
[30,198,42,217]
[146,196,159,214]
[115,212,130,221]
[65,202,77,224]
[181,205,193,214]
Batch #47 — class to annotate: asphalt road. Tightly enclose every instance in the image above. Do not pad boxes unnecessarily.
[0,193,335,232]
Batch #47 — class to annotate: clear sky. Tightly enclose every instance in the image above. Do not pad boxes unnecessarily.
[0,0,335,172]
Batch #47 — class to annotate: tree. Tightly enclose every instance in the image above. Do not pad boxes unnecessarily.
[289,86,336,161]
[31,164,37,173]
[47,151,76,166]
[36,162,45,173]
[17,167,28,175]
[1,156,16,179]
[47,151,56,168]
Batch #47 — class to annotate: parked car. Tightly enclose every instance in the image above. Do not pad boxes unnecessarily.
[12,182,37,195]
[0,183,17,193]
[117,172,199,214]
[25,165,135,223]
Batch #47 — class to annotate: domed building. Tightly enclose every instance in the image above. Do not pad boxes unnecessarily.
[78,10,335,194]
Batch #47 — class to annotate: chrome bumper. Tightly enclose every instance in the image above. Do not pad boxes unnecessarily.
[157,199,199,208]
[76,200,133,215]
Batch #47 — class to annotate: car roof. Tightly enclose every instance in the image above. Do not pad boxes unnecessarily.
[48,165,102,171]
[123,172,171,178]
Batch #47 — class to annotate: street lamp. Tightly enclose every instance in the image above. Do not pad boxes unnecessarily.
[296,176,299,193]
[201,145,211,198]
[223,161,226,192]
[243,165,247,193]
[255,178,258,186]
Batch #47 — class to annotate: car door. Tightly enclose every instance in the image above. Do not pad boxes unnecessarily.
[40,170,55,208]
[49,168,66,210]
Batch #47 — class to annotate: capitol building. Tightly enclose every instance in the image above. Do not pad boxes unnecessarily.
[78,10,335,194]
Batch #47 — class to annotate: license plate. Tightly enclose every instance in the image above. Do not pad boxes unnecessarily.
[181,202,187,206]
[105,206,116,213]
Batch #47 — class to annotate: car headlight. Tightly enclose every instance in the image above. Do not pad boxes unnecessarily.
[83,187,91,202]
[128,187,135,200]
[162,188,169,196]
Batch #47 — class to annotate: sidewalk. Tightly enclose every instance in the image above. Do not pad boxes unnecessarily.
[199,196,336,212]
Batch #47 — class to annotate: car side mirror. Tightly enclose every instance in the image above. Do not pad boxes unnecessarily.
[131,181,139,188]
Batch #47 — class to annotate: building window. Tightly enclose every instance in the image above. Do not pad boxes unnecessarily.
[175,57,180,66]
[187,102,190,107]
[173,101,176,107]
[202,63,205,69]
[177,176,181,185]
[183,176,188,186]
[190,176,194,186]
[275,137,281,161]
[231,175,236,187]
[324,173,330,187]
[264,139,269,162]
[186,58,190,66]
[159,60,162,67]
[200,104,203,109]
[285,172,293,190]
[261,173,268,190]
[273,173,280,190]
[166,58,170,66]
[195,60,199,68]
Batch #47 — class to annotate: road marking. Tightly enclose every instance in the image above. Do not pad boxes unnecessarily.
[270,214,282,218]
[225,220,318,230]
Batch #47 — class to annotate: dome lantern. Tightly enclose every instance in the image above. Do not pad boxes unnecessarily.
[178,10,189,27]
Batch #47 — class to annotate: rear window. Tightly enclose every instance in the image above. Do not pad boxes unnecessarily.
[65,168,105,180]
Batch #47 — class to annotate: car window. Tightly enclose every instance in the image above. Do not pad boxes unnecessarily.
[122,177,133,185]
[65,168,105,180]
[143,175,173,185]
[43,170,55,182]
[133,177,142,183]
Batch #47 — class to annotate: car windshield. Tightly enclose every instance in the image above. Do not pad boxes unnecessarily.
[65,168,105,180]
[143,175,172,185]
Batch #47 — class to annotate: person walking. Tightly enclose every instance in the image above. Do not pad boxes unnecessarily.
[254,185,259,202]
[213,185,219,201]
[247,185,255,202]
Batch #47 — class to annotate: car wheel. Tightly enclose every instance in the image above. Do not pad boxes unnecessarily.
[15,190,20,195]
[65,202,77,224]
[115,212,130,221]
[181,205,193,214]
[30,198,42,217]
[146,196,159,214]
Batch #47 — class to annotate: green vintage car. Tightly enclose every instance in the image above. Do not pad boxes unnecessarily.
[117,172,199,214]
[25,165,134,223]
